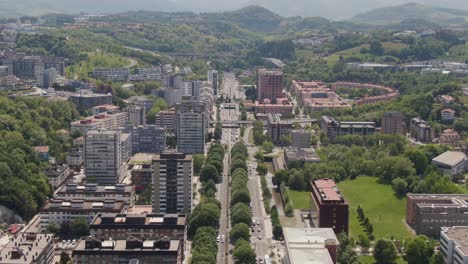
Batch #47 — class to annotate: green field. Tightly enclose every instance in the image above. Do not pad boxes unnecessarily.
[289,190,311,210]
[337,177,413,240]
[359,256,406,264]
[326,42,408,65]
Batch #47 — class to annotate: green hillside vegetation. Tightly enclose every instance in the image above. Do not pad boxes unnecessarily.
[0,95,79,219]
[327,42,409,65]
[351,3,468,26]
[66,52,130,79]
[337,177,413,240]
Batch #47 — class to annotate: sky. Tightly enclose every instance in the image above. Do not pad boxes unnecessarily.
[2,0,468,19]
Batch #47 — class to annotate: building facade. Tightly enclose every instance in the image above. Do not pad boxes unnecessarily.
[127,106,146,127]
[56,183,136,206]
[155,109,177,134]
[406,194,468,238]
[132,125,166,154]
[257,69,284,103]
[152,152,192,214]
[432,151,467,178]
[321,116,375,140]
[70,93,113,111]
[382,111,405,135]
[84,130,125,185]
[207,70,218,96]
[310,179,349,234]
[410,118,434,143]
[176,100,207,154]
[72,237,181,264]
[266,113,294,145]
[440,226,468,264]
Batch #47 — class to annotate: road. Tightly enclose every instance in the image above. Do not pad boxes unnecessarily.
[217,73,240,264]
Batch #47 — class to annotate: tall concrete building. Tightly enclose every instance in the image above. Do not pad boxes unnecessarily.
[155,109,177,133]
[127,106,146,127]
[85,130,125,185]
[131,125,166,154]
[257,68,284,103]
[410,118,434,143]
[321,116,375,140]
[152,152,192,214]
[176,100,207,154]
[382,111,405,135]
[207,70,219,96]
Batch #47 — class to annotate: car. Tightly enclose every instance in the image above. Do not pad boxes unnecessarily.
[257,228,261,232]
[258,236,262,240]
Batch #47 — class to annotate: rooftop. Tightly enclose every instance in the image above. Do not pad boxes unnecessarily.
[432,151,466,167]
[283,227,337,264]
[40,199,125,212]
[0,233,54,264]
[91,213,186,227]
[74,236,180,254]
[284,147,320,163]
[441,226,468,256]
[129,153,155,165]
[313,179,344,202]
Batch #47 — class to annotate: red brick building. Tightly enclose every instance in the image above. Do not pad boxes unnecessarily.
[257,69,284,103]
[311,179,349,234]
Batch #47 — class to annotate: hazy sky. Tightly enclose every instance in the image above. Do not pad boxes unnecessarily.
[2,0,468,19]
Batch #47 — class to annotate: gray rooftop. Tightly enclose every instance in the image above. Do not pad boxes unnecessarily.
[432,151,466,167]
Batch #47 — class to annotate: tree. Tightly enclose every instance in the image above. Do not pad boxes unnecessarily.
[47,222,60,235]
[337,232,359,264]
[233,239,256,264]
[273,170,289,187]
[288,171,306,190]
[193,154,205,176]
[230,223,250,243]
[231,202,252,226]
[214,122,222,141]
[358,234,371,253]
[201,165,220,183]
[71,217,89,238]
[256,163,268,176]
[392,178,408,198]
[370,41,384,56]
[254,151,264,162]
[279,134,292,146]
[374,239,398,264]
[204,179,217,195]
[59,251,71,264]
[429,252,444,264]
[231,189,251,206]
[405,149,429,175]
[405,236,434,264]
[261,141,274,153]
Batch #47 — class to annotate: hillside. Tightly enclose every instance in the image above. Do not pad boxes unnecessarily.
[351,3,468,25]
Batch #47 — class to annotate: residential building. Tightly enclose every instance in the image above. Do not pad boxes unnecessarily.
[0,54,65,79]
[89,213,186,241]
[440,226,468,264]
[155,87,182,106]
[255,98,293,116]
[126,106,146,127]
[266,113,294,145]
[92,104,120,115]
[283,227,338,264]
[152,152,192,214]
[410,118,434,143]
[44,164,70,189]
[70,93,113,111]
[155,109,176,133]
[176,100,207,154]
[91,68,130,81]
[84,130,125,185]
[71,112,128,134]
[131,125,166,154]
[36,67,57,88]
[67,147,84,169]
[406,194,468,237]
[33,146,50,160]
[291,129,312,148]
[331,82,400,106]
[382,111,405,135]
[72,236,182,264]
[432,151,467,178]
[0,233,54,264]
[125,96,154,112]
[438,94,455,105]
[207,69,218,96]
[257,68,284,103]
[311,179,349,234]
[38,199,125,230]
[128,153,154,192]
[284,147,320,168]
[56,183,136,206]
[441,109,456,122]
[440,129,461,146]
[321,116,375,140]
[121,133,132,163]
[292,80,350,111]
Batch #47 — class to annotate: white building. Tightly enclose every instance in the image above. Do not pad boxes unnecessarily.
[440,226,468,264]
[441,109,456,122]
[432,151,467,178]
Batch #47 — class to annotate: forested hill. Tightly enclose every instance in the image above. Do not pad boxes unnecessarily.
[351,3,468,26]
[0,95,79,220]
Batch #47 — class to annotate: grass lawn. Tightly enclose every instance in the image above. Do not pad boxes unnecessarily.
[337,177,413,240]
[289,190,311,210]
[326,42,408,65]
[359,256,406,264]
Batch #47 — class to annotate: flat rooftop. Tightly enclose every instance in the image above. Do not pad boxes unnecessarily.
[74,238,180,254]
[284,147,320,162]
[313,179,343,202]
[91,213,186,227]
[442,226,468,255]
[283,228,337,264]
[0,233,54,264]
[129,153,155,165]
[432,151,466,167]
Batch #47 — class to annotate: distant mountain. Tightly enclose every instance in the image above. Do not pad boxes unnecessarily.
[351,3,468,25]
